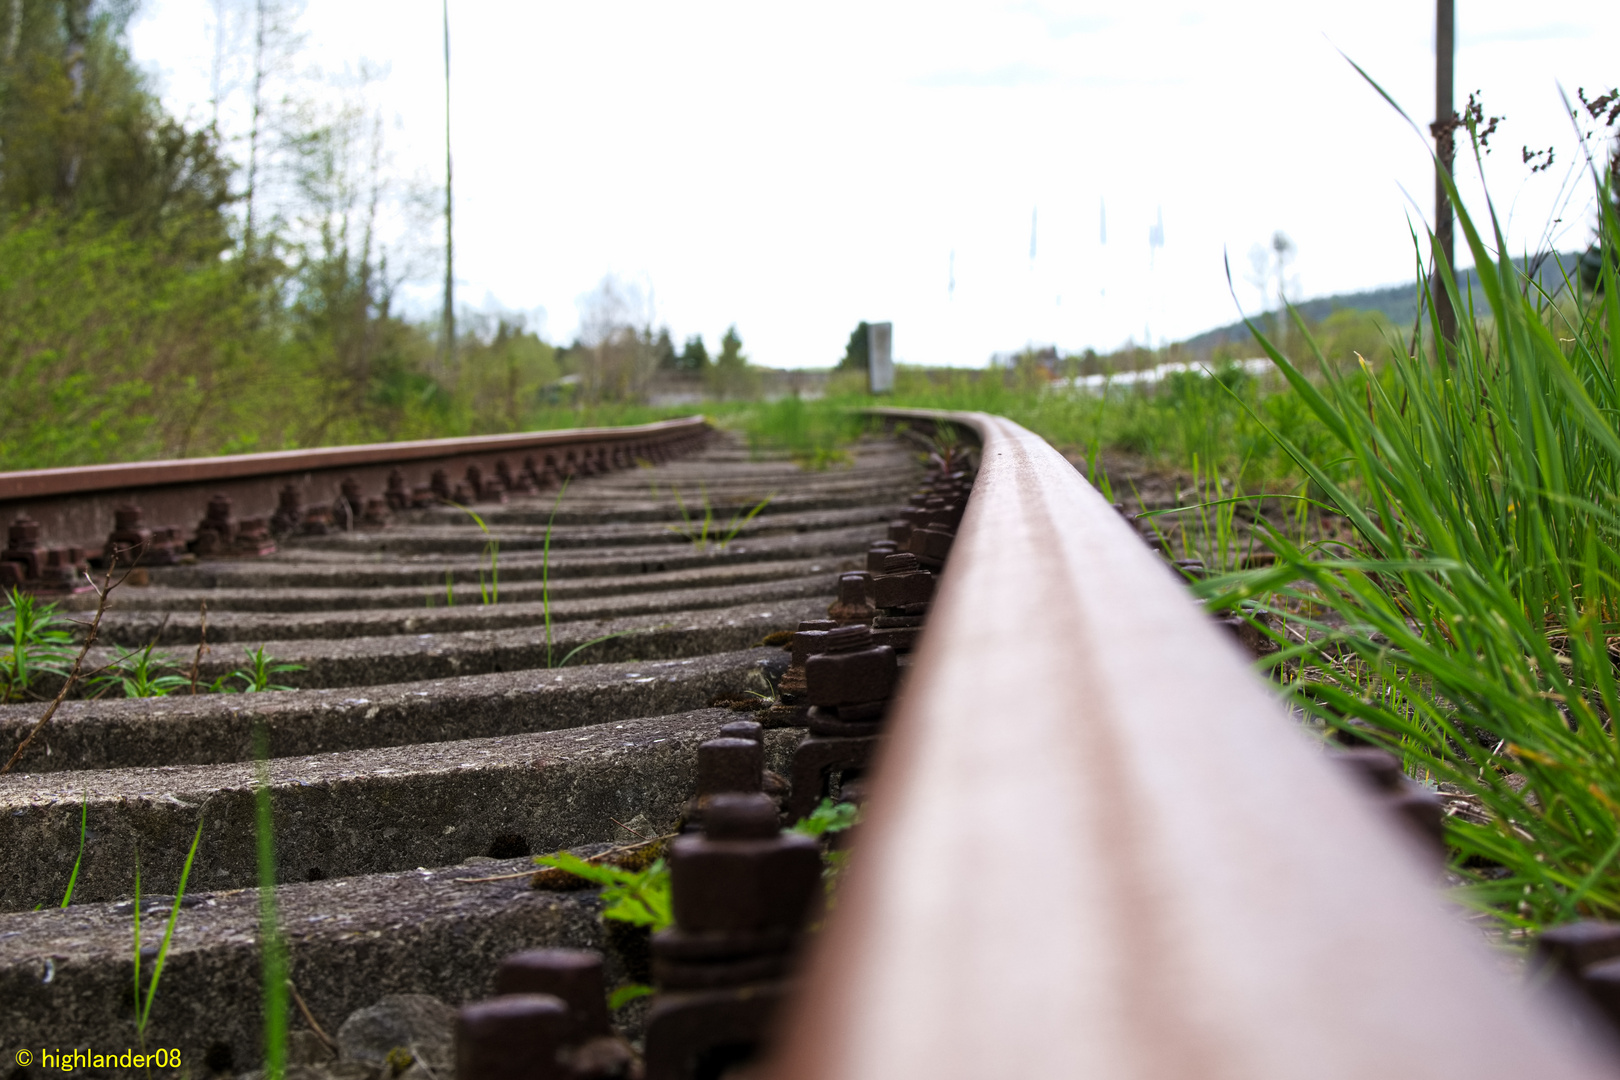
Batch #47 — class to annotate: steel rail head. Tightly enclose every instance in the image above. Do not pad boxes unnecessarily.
[0,416,708,500]
[767,410,1620,1080]
[0,417,711,557]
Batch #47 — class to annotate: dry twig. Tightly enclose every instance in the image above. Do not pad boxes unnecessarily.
[188,600,209,695]
[287,979,339,1055]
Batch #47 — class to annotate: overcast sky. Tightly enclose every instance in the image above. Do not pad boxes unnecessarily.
[128,1,1617,368]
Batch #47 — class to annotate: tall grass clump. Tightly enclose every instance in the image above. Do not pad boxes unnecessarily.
[1199,118,1620,934]
[742,395,868,468]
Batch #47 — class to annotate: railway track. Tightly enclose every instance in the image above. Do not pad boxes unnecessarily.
[1,413,1617,1078]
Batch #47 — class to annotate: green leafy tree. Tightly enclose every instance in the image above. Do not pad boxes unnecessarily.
[651,326,678,371]
[0,0,232,241]
[708,324,757,400]
[838,321,869,371]
[674,333,709,374]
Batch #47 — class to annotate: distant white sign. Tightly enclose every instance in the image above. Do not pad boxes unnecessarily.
[869,322,894,394]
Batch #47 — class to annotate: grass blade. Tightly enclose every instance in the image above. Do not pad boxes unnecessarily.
[138,816,205,1032]
[60,788,88,907]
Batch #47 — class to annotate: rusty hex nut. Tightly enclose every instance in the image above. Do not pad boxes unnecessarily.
[907,526,954,563]
[805,629,897,708]
[873,569,934,609]
[789,629,832,667]
[670,815,822,935]
[697,737,764,796]
[455,993,574,1080]
[866,540,899,573]
[719,719,764,743]
[493,949,612,1038]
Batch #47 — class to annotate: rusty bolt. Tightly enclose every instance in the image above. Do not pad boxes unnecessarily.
[493,949,612,1039]
[7,516,41,550]
[805,625,897,713]
[698,737,765,796]
[668,793,821,936]
[271,486,303,536]
[873,554,934,610]
[720,719,764,743]
[789,621,836,663]
[827,571,875,625]
[907,526,954,565]
[866,540,899,573]
[300,505,334,536]
[432,469,452,500]
[455,994,574,1080]
[106,506,151,567]
[235,517,276,556]
[386,469,410,510]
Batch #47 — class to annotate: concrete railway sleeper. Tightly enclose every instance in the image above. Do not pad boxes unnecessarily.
[8,412,1618,1078]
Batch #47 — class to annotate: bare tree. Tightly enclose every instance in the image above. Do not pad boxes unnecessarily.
[242,0,303,250]
[576,274,659,402]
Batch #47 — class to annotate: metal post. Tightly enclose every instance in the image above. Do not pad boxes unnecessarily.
[441,0,456,373]
[1434,0,1456,346]
[868,323,894,394]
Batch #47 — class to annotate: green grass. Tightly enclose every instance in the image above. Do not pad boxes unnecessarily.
[662,486,775,552]
[212,646,305,694]
[1192,113,1620,935]
[1,588,76,703]
[132,817,205,1049]
[254,726,290,1080]
[60,789,89,907]
[446,501,501,605]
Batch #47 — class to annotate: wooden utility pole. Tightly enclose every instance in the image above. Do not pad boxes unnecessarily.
[441,0,455,372]
[1434,0,1456,345]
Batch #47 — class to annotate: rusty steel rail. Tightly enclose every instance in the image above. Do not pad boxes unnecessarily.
[0,416,708,558]
[769,409,1617,1079]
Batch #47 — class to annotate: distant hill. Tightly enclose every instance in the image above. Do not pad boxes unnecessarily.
[1178,252,1585,357]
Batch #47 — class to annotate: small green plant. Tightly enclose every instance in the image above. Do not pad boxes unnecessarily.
[664,486,774,552]
[132,817,204,1049]
[608,983,655,1010]
[790,797,860,839]
[210,645,305,694]
[446,501,500,605]
[534,850,674,930]
[1,587,76,703]
[792,797,862,895]
[95,640,190,699]
[535,844,671,1013]
[254,727,290,1080]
